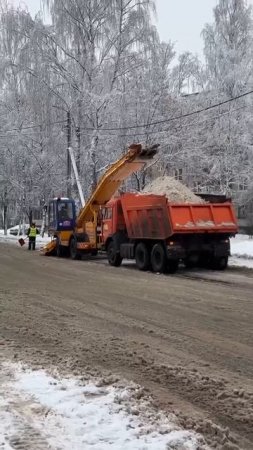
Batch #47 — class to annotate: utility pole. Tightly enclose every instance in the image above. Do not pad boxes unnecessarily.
[76,125,81,174]
[41,199,47,238]
[22,190,26,235]
[67,111,71,197]
[68,147,85,207]
[3,186,7,236]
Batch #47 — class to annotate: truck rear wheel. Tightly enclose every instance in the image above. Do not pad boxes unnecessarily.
[135,242,150,271]
[107,241,122,267]
[210,256,228,270]
[70,237,82,260]
[151,243,166,273]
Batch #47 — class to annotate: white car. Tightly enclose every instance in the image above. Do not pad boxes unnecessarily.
[9,224,30,236]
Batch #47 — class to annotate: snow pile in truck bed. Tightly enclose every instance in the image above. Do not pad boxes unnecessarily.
[142,176,205,204]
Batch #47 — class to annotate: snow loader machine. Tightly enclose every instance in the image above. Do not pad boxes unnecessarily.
[42,143,158,259]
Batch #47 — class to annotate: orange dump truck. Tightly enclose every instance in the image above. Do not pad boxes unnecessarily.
[102,193,238,272]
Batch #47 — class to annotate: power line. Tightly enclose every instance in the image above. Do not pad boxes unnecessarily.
[78,103,248,138]
[0,88,251,139]
[0,119,66,135]
[78,88,253,132]
[0,103,247,142]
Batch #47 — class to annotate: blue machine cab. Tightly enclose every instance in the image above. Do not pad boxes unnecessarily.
[48,198,76,232]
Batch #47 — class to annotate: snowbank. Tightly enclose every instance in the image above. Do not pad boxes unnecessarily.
[229,256,253,269]
[230,234,253,258]
[229,235,253,269]
[0,362,204,450]
[0,229,50,247]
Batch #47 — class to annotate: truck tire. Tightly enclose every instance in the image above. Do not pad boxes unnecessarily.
[70,237,82,260]
[210,256,228,270]
[151,243,166,273]
[135,242,150,271]
[107,241,122,267]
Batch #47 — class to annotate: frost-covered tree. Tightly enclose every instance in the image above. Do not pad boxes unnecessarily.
[0,5,68,225]
[202,0,252,95]
[0,0,178,225]
[1,0,253,230]
[195,0,253,203]
[41,0,161,191]
[171,52,205,95]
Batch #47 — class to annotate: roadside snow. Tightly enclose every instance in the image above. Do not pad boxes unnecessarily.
[230,234,253,258]
[229,234,253,268]
[0,228,50,247]
[0,362,204,450]
[229,256,253,269]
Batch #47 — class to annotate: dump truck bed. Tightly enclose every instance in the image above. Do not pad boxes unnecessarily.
[168,203,237,233]
[120,193,238,239]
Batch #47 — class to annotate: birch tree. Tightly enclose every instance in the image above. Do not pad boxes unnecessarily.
[41,0,159,191]
[200,0,253,202]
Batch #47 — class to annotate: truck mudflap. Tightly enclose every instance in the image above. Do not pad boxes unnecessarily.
[166,243,185,260]
[120,243,135,259]
[213,241,230,258]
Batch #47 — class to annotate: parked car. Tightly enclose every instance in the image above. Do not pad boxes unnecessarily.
[9,224,30,236]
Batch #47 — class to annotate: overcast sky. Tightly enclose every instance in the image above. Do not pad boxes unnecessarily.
[156,0,218,56]
[10,0,251,57]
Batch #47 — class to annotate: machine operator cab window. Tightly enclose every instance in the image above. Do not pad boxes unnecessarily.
[48,198,76,233]
[58,202,72,221]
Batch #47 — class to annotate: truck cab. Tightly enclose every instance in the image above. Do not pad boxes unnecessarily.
[101,198,127,246]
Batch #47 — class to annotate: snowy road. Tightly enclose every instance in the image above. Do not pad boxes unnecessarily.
[0,242,253,449]
[0,359,202,450]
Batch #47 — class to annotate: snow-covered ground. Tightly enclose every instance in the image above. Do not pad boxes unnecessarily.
[230,234,253,268]
[0,362,204,450]
[0,228,50,247]
[230,234,253,258]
